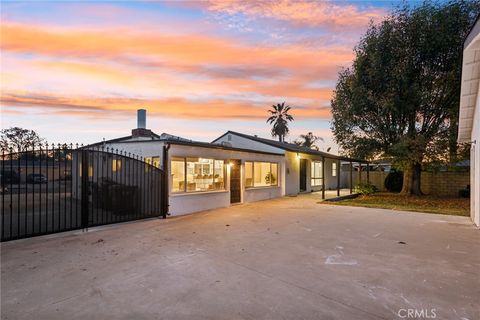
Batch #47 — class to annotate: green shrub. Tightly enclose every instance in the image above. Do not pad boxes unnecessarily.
[354,182,378,195]
[384,171,403,192]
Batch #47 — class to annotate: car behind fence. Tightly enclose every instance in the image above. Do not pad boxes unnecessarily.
[0,144,167,241]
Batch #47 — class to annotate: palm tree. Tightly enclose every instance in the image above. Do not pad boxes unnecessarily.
[266,102,294,142]
[294,132,324,150]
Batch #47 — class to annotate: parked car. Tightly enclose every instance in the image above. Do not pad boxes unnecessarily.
[0,170,20,184]
[26,173,48,184]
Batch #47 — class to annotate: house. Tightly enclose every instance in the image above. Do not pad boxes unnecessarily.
[212,131,368,195]
[458,17,480,227]
[94,110,367,216]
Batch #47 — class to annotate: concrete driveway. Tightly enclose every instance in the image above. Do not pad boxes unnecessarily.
[1,194,479,320]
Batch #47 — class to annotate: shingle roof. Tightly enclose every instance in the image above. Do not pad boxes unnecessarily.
[212,131,367,162]
[85,132,161,148]
[85,131,284,156]
[86,130,366,162]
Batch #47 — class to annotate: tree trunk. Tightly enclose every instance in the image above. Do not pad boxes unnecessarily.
[401,161,423,195]
[411,162,422,195]
[401,164,412,195]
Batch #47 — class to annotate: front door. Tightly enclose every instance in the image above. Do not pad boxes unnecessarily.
[230,160,242,203]
[300,158,307,192]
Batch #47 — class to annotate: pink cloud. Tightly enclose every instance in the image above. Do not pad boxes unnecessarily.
[193,0,386,30]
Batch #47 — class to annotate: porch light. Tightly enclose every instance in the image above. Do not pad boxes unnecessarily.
[296,152,300,159]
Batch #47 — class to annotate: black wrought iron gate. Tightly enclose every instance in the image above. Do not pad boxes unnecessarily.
[0,145,167,241]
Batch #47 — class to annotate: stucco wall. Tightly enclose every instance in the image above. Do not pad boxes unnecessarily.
[167,144,285,215]
[104,140,166,165]
[214,134,285,154]
[105,141,287,216]
[284,152,346,194]
[169,191,231,215]
[217,133,352,195]
[103,139,287,215]
[284,151,299,195]
[244,187,282,203]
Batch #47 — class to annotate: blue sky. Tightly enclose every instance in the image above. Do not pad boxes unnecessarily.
[1,0,420,153]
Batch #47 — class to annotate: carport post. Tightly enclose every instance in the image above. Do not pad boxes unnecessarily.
[359,162,362,184]
[162,144,170,218]
[336,159,340,197]
[321,156,325,200]
[349,161,353,194]
[367,162,370,184]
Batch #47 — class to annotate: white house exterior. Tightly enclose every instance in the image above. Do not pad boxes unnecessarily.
[213,131,367,196]
[94,110,366,216]
[459,18,480,227]
[101,137,285,216]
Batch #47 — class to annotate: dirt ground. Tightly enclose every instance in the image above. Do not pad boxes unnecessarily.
[1,194,479,320]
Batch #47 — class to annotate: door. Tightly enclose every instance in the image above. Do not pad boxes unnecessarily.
[300,159,307,192]
[230,160,242,203]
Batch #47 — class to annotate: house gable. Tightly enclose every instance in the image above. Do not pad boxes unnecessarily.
[213,132,286,154]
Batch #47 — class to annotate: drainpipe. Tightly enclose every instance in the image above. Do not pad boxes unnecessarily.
[162,143,171,218]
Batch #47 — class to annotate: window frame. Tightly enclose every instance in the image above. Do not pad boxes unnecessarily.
[171,157,226,194]
[311,161,323,187]
[245,161,279,188]
[112,159,121,172]
[145,156,160,168]
[332,162,337,177]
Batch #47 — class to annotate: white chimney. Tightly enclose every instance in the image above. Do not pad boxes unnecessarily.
[137,109,146,129]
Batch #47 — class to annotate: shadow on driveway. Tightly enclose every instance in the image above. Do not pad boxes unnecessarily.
[1,194,479,320]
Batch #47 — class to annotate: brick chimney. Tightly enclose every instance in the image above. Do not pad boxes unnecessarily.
[132,109,153,138]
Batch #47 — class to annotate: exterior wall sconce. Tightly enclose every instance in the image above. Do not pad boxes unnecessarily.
[296,152,300,159]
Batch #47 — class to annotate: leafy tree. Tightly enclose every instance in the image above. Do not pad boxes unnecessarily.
[294,132,324,150]
[0,127,45,153]
[331,0,480,195]
[267,102,294,142]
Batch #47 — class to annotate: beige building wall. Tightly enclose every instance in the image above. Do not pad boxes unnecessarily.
[366,171,470,197]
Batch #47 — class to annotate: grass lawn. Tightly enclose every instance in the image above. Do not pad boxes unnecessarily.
[323,192,470,216]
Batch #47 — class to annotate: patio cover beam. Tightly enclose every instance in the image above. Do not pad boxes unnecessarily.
[322,156,326,200]
[350,161,353,194]
[336,159,340,196]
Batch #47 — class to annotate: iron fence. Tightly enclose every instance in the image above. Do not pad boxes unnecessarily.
[0,144,166,241]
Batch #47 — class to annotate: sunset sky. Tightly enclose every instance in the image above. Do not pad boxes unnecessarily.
[1,1,416,153]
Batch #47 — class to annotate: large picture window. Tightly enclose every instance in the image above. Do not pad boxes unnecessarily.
[171,158,185,192]
[171,157,225,193]
[311,161,323,186]
[245,161,278,188]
